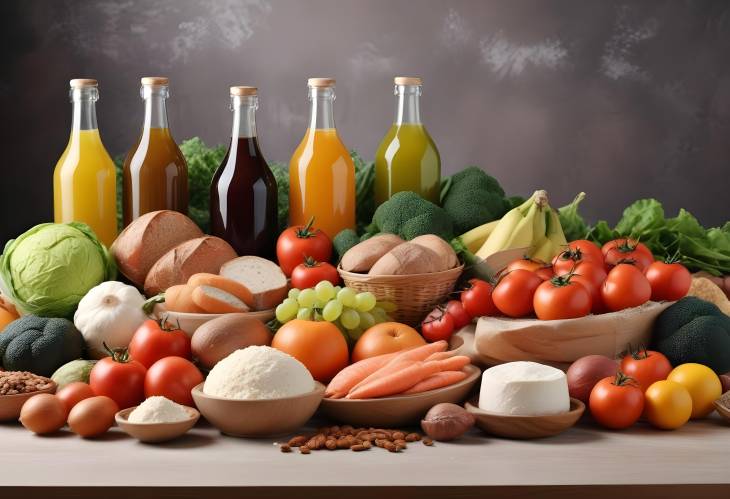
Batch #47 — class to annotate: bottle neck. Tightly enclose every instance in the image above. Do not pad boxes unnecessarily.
[70,87,98,131]
[394,84,421,125]
[308,86,336,130]
[142,85,169,129]
[231,95,258,138]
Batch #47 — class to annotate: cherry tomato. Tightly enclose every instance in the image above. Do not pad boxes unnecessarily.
[533,275,592,320]
[144,356,204,406]
[276,218,333,276]
[601,263,652,312]
[128,319,191,369]
[492,269,543,318]
[290,257,340,289]
[602,238,653,271]
[570,262,608,313]
[589,372,645,429]
[421,308,455,342]
[460,279,497,317]
[645,261,691,301]
[552,240,604,275]
[620,349,673,391]
[445,300,472,329]
[89,348,147,410]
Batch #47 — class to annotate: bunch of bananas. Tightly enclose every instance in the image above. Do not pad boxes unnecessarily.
[456,190,567,263]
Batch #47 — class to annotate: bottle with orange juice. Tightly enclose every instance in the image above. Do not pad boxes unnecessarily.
[53,79,118,246]
[289,78,355,238]
[123,77,188,226]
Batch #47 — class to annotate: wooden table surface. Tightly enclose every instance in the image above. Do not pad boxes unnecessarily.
[1,414,729,499]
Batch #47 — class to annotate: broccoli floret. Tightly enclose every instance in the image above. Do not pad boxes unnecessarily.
[441,167,508,234]
[369,191,454,241]
[333,229,360,261]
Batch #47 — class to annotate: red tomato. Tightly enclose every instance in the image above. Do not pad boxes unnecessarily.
[533,276,592,320]
[460,279,497,317]
[601,263,652,312]
[290,257,340,289]
[445,300,472,329]
[505,257,544,273]
[589,373,645,429]
[570,262,608,313]
[421,308,455,342]
[552,240,604,275]
[144,356,204,406]
[602,239,653,271]
[276,218,333,276]
[128,319,191,369]
[534,266,555,281]
[492,269,543,318]
[644,261,691,301]
[89,348,146,409]
[620,349,673,391]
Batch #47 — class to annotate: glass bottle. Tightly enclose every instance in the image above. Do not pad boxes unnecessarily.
[53,78,118,246]
[374,76,441,206]
[289,78,355,239]
[123,77,188,226]
[210,87,278,258]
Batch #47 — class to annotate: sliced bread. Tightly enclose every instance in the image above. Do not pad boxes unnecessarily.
[111,210,203,287]
[144,236,238,296]
[164,284,205,313]
[192,285,250,314]
[187,273,254,308]
[219,256,288,310]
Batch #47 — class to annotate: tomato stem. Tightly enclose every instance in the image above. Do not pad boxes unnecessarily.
[103,342,132,363]
[302,255,320,268]
[612,371,638,387]
[295,217,318,239]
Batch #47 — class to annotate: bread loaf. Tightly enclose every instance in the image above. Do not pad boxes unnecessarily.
[340,234,404,273]
[368,243,441,275]
[219,256,288,310]
[409,234,458,271]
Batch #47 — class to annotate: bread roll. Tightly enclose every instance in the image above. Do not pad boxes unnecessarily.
[341,234,404,273]
[409,234,458,271]
[368,243,441,275]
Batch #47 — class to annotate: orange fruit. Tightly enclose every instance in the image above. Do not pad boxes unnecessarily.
[351,322,425,363]
[272,320,348,383]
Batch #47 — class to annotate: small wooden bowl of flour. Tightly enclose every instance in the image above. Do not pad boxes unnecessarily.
[115,396,200,443]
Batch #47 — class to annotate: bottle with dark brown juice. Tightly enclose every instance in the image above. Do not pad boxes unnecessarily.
[210,86,277,258]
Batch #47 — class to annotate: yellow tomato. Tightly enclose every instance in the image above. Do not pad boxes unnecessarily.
[667,363,722,418]
[644,380,692,430]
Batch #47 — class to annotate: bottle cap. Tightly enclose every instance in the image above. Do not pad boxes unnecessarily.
[307,78,336,87]
[141,76,169,86]
[69,79,98,88]
[394,76,422,86]
[230,86,258,96]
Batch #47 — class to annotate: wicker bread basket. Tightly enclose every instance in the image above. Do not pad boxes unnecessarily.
[338,264,464,326]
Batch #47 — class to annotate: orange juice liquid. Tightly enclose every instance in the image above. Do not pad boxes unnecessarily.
[289,128,355,238]
[53,129,117,246]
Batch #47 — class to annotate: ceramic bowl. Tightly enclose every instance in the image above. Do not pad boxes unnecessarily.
[319,364,481,427]
[153,304,275,337]
[465,397,585,439]
[0,382,57,422]
[191,382,325,438]
[115,405,200,443]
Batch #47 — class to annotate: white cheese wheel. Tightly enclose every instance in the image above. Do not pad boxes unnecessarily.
[479,361,570,416]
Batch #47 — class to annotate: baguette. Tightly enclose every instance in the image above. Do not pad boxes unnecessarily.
[219,256,288,310]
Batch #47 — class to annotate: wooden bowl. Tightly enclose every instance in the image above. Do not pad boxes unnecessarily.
[465,397,585,439]
[153,304,275,337]
[0,382,57,422]
[115,405,200,443]
[319,364,481,427]
[713,400,730,423]
[191,382,325,438]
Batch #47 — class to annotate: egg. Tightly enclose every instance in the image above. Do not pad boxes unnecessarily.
[67,396,118,437]
[19,393,66,434]
[56,382,95,414]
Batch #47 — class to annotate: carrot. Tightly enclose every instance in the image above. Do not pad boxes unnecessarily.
[429,355,471,372]
[346,361,444,399]
[403,370,469,394]
[424,350,457,362]
[324,352,398,399]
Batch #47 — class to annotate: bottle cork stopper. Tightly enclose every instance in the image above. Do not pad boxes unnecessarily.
[69,79,98,88]
[307,78,336,87]
[141,76,169,86]
[230,86,258,96]
[394,76,422,86]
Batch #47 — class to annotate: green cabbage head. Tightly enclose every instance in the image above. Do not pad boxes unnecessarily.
[0,222,116,318]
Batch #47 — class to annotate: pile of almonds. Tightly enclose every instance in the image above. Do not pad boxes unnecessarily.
[0,371,54,396]
[278,425,433,454]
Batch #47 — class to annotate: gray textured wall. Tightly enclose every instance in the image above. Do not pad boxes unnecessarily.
[2,0,729,245]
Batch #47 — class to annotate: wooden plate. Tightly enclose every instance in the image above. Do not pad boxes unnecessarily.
[0,382,57,422]
[319,364,481,427]
[153,304,275,337]
[465,397,585,439]
[115,405,200,443]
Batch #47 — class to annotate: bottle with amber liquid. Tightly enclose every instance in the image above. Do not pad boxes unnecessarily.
[210,86,277,258]
[123,77,188,226]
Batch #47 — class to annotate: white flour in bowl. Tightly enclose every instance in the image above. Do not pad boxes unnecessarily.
[128,396,191,423]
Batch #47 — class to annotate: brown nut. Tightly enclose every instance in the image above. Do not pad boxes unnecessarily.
[280,444,292,453]
[420,403,475,441]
